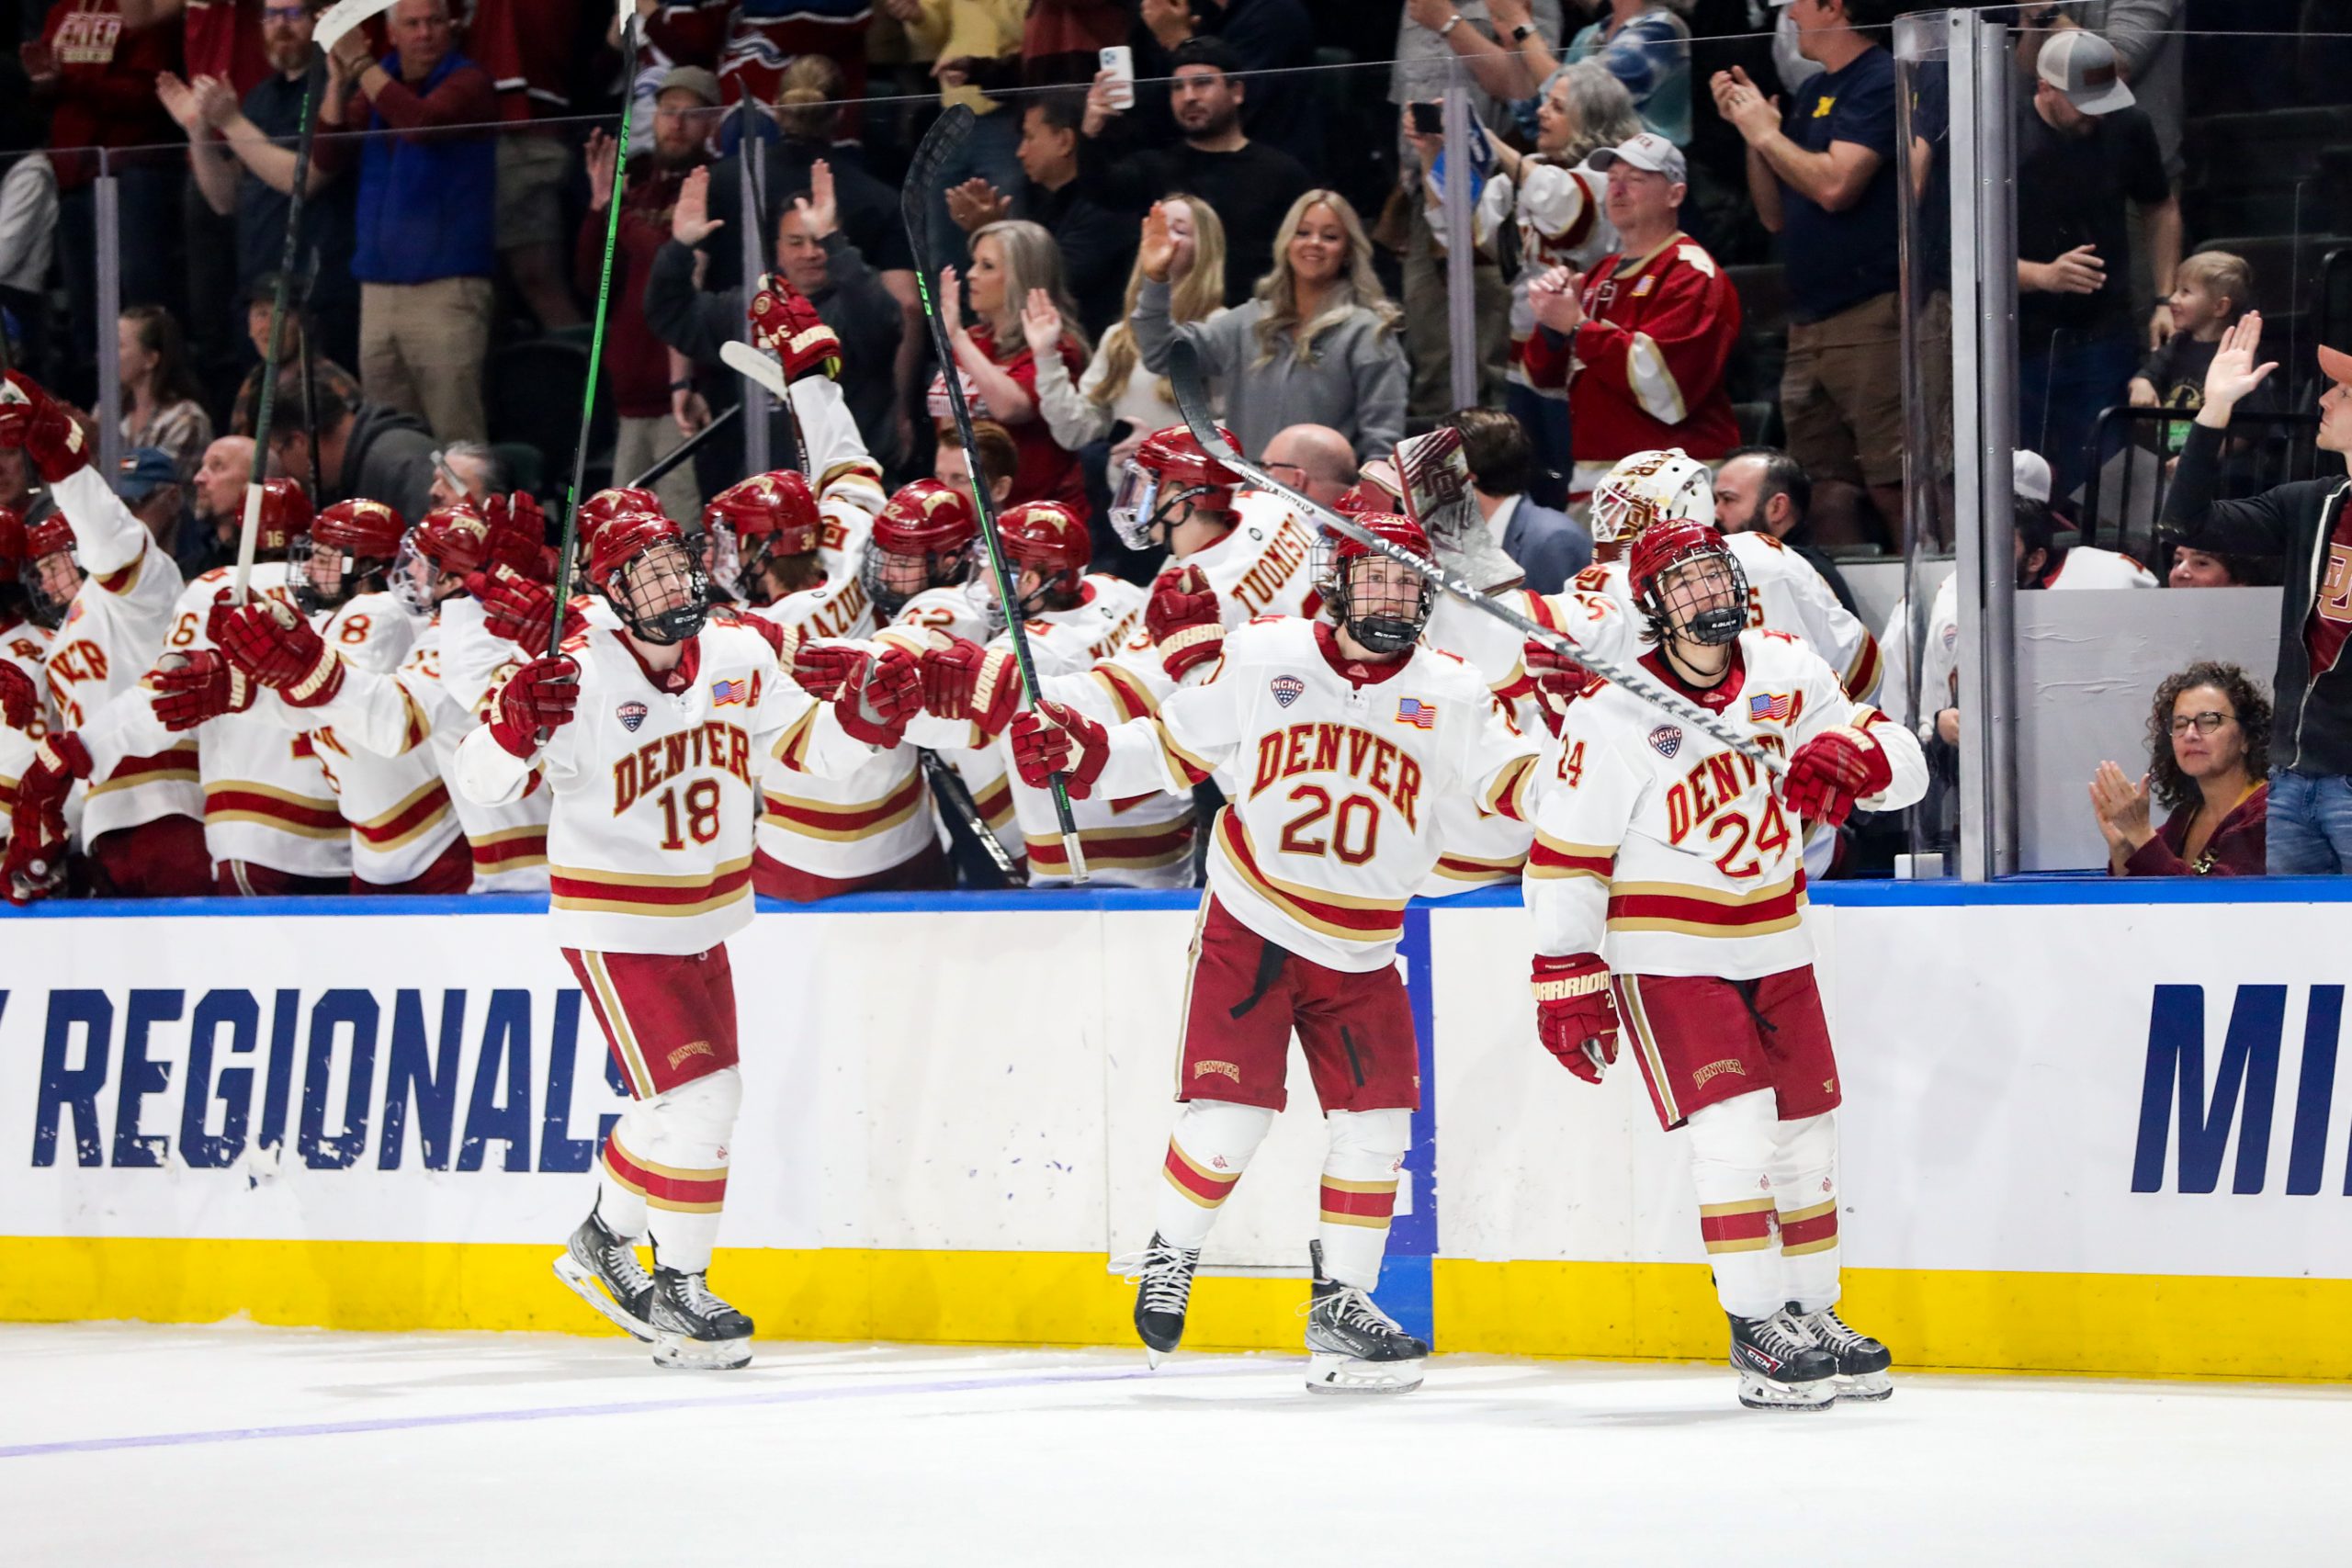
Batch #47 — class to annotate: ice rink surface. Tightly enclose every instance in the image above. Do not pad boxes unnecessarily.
[4,1323,2345,1566]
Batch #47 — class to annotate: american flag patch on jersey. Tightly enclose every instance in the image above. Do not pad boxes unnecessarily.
[1396,697,1437,728]
[1747,692,1793,724]
[710,678,750,707]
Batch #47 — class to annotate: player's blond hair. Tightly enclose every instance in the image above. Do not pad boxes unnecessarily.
[2178,250,2253,318]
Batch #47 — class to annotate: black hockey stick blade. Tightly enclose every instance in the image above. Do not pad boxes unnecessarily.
[918,749,1026,887]
[901,105,1089,877]
[1163,340,1781,774]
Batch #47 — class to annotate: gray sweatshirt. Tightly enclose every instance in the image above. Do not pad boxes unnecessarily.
[1130,278,1408,463]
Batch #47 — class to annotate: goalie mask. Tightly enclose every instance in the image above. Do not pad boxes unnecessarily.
[1591,448,1715,558]
[1391,427,1523,593]
[701,470,820,604]
[1109,425,1242,551]
[865,479,978,619]
[292,499,406,615]
[20,513,79,628]
[584,507,709,645]
[1630,517,1747,649]
[1317,513,1436,658]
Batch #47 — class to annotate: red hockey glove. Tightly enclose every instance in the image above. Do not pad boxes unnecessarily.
[0,370,92,483]
[0,660,38,731]
[1147,565,1225,682]
[918,635,1022,737]
[482,492,551,578]
[6,731,91,904]
[1522,637,1593,738]
[793,641,921,746]
[470,562,564,656]
[217,599,344,707]
[1008,700,1108,798]
[748,274,843,380]
[737,608,793,662]
[148,650,255,732]
[489,654,580,759]
[1532,953,1619,1085]
[1781,725,1892,829]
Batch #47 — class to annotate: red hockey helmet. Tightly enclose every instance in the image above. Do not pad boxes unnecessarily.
[1316,513,1434,658]
[252,477,313,557]
[394,503,492,614]
[22,511,81,628]
[0,505,21,583]
[1332,481,1386,517]
[293,498,406,614]
[705,471,820,558]
[990,500,1091,623]
[576,486,666,534]
[1109,424,1242,550]
[583,505,708,645]
[864,479,978,619]
[1629,517,1747,647]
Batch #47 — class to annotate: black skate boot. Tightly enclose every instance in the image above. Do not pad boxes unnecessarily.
[1728,1309,1838,1411]
[1125,1233,1201,1369]
[1303,1240,1427,1395]
[551,1205,654,1341]
[649,1267,754,1371]
[1790,1302,1893,1402]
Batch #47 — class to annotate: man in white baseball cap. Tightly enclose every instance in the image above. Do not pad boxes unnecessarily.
[2036,28,2136,116]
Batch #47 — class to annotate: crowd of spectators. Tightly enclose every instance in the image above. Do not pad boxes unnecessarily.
[0,0,2347,889]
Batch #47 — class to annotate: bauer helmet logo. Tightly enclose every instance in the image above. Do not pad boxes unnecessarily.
[1648,724,1682,758]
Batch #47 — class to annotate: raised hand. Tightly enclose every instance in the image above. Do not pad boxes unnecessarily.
[586,128,619,212]
[795,158,841,240]
[1019,288,1063,359]
[156,71,204,135]
[944,177,1009,233]
[1138,204,1177,283]
[1528,265,1585,334]
[2199,310,2278,424]
[672,165,724,247]
[2087,761,2154,855]
[937,265,967,342]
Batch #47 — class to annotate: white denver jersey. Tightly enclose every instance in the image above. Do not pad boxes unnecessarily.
[1094,615,1543,973]
[42,466,193,839]
[2047,545,2158,590]
[1179,490,1322,631]
[882,582,1018,863]
[0,613,49,846]
[785,374,889,581]
[1572,531,1883,701]
[1418,585,1629,893]
[451,610,879,954]
[78,561,347,876]
[1525,629,1926,981]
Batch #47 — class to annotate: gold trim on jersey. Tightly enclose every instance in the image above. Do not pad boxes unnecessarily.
[761,771,926,842]
[1431,850,1526,883]
[1616,976,1679,1125]
[353,778,454,851]
[580,953,655,1097]
[1482,754,1537,820]
[1149,717,1219,787]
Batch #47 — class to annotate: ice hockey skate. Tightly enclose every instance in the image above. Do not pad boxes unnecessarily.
[550,1206,654,1342]
[1792,1303,1894,1402]
[1303,1241,1427,1394]
[649,1267,754,1371]
[1728,1310,1838,1411]
[1125,1232,1202,1369]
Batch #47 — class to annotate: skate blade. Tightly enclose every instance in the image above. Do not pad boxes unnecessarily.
[1144,1346,1169,1371]
[1305,1351,1424,1395]
[1835,1371,1894,1403]
[551,1254,654,1342]
[652,1331,753,1371]
[1736,1372,1836,1412]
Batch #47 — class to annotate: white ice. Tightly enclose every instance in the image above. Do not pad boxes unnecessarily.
[3,1323,2344,1566]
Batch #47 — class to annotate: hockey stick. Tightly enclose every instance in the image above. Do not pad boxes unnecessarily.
[628,400,739,490]
[1165,341,1783,776]
[918,749,1025,886]
[731,107,812,475]
[902,106,1088,880]
[546,6,638,655]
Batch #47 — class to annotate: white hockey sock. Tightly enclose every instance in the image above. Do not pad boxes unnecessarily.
[1154,1099,1275,1252]
[600,1067,742,1275]
[1769,1111,1841,1313]
[1317,1108,1409,1290]
[1686,1090,1785,1320]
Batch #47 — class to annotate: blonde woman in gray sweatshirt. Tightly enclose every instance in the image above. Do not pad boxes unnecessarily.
[1130,189,1408,464]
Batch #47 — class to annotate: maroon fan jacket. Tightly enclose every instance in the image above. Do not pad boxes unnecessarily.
[1521,231,1743,466]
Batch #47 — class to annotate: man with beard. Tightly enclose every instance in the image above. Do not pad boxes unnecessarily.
[181,434,254,574]
[1077,38,1314,304]
[581,65,718,528]
[157,0,360,371]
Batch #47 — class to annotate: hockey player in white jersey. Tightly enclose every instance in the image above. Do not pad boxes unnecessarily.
[0,511,51,848]
[912,501,1192,886]
[1522,519,1925,1410]
[63,479,350,894]
[1573,448,1883,701]
[451,495,920,1369]
[2,370,206,898]
[1009,513,1544,1393]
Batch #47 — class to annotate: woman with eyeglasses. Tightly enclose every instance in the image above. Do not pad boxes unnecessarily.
[2089,660,2270,876]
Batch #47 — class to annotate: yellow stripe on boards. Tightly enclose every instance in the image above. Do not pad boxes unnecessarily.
[6,1236,2349,1382]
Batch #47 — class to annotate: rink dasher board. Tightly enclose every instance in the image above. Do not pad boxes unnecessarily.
[2,882,2348,1382]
